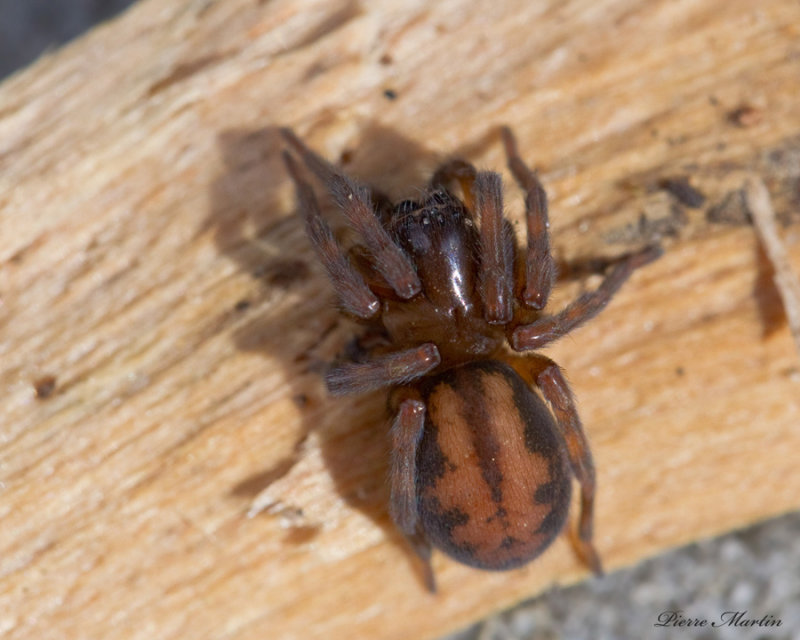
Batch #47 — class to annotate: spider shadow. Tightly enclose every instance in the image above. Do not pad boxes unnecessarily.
[205,122,455,584]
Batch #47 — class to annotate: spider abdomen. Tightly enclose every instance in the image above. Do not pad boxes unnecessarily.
[416,360,571,570]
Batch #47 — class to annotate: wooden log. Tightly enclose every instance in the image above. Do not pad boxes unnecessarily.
[1,0,799,638]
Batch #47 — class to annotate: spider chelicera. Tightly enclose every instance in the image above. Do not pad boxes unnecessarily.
[281,126,661,591]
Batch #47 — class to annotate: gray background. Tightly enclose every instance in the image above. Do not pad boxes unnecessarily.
[0,0,136,79]
[1,2,798,638]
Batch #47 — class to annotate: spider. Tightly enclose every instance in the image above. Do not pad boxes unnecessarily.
[281,126,661,591]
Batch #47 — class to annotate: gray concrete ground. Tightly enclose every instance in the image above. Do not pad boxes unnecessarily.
[1,3,797,638]
[445,512,800,640]
[0,0,136,79]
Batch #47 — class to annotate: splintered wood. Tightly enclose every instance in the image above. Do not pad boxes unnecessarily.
[1,1,799,639]
[745,177,800,355]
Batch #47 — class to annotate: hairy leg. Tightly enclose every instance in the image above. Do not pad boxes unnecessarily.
[430,158,477,208]
[282,151,380,318]
[512,245,662,351]
[474,171,514,324]
[282,128,421,299]
[325,343,441,395]
[536,361,603,575]
[389,399,426,535]
[501,126,556,310]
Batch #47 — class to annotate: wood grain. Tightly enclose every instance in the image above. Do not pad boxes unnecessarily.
[1,1,799,639]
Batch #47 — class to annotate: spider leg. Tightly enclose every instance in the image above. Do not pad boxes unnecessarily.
[536,361,603,575]
[325,343,441,395]
[389,397,437,592]
[430,159,515,324]
[407,526,437,593]
[282,152,380,319]
[501,126,556,310]
[430,158,477,209]
[511,245,663,351]
[474,172,514,324]
[370,188,395,229]
[281,128,421,299]
[389,399,426,535]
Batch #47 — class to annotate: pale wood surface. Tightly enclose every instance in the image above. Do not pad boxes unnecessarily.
[1,1,800,639]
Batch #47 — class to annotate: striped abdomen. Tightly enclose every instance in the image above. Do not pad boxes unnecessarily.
[416,360,571,570]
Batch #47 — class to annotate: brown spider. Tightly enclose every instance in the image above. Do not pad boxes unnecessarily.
[281,127,661,591]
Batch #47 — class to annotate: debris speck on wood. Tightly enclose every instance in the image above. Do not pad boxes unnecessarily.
[707,190,751,226]
[729,105,763,128]
[745,177,800,356]
[660,176,706,208]
[33,375,57,399]
[605,205,688,244]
